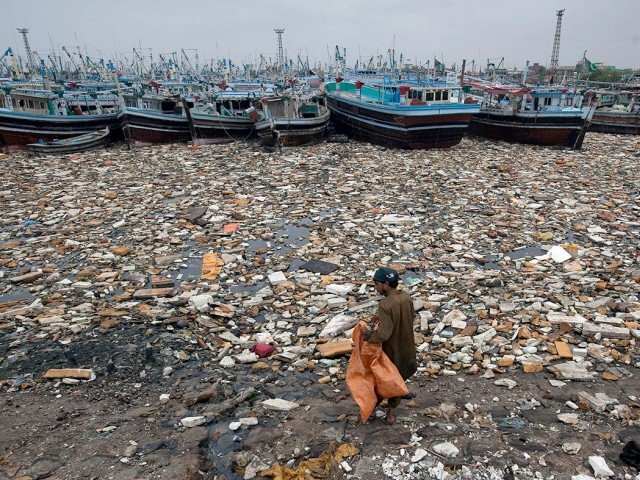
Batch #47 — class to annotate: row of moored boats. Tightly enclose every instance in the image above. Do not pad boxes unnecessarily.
[0,76,638,154]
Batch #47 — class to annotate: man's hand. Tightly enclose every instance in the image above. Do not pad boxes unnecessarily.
[359,324,371,336]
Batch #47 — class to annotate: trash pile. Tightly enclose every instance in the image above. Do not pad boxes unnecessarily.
[1,133,639,479]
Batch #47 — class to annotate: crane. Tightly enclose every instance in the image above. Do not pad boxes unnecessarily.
[77,51,94,75]
[181,49,196,77]
[297,54,308,73]
[366,56,374,71]
[182,49,201,78]
[1,47,21,78]
[171,52,178,72]
[158,53,169,77]
[62,46,81,75]
[334,45,346,76]
[258,54,267,74]
[47,54,60,76]
[132,48,147,76]
[486,57,504,80]
[31,51,47,76]
[0,51,11,77]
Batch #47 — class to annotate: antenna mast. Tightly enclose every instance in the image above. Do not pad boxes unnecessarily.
[550,9,564,73]
[274,28,285,75]
[17,28,35,75]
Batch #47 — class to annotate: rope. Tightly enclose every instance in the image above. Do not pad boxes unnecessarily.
[214,113,256,142]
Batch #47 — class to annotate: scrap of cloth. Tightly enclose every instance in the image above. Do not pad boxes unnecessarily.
[260,442,359,480]
[346,321,408,423]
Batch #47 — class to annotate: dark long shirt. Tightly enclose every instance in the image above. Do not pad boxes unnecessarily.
[364,290,417,380]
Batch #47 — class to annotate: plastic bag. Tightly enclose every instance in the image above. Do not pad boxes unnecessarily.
[260,442,359,480]
[346,321,408,423]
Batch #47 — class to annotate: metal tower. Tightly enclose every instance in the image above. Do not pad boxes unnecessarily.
[549,9,564,72]
[17,28,35,74]
[274,28,285,73]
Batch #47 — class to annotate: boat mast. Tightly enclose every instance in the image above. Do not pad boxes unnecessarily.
[521,60,530,85]
[459,59,466,103]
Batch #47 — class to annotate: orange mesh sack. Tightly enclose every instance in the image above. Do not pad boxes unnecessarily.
[346,321,409,423]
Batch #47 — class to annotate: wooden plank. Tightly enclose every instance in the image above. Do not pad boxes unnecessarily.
[10,271,43,284]
[150,275,175,288]
[43,368,93,380]
[133,288,176,299]
[554,341,573,359]
[317,339,353,358]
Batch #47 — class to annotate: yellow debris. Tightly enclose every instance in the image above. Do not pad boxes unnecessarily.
[260,443,358,480]
[201,252,224,280]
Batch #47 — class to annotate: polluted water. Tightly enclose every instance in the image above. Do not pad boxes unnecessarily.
[1,133,640,479]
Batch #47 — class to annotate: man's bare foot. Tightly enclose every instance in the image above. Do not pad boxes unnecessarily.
[384,407,396,425]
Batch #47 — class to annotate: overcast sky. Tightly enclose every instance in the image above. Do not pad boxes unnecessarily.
[2,0,638,70]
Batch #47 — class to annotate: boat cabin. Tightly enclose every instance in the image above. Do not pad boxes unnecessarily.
[123,81,203,113]
[482,86,584,113]
[123,83,198,114]
[124,92,181,113]
[1,90,10,109]
[261,95,323,119]
[65,91,120,114]
[529,89,584,111]
[1,86,119,116]
[3,89,57,115]
[210,91,262,116]
[334,80,462,106]
[160,81,203,95]
[583,89,638,109]
[404,86,454,105]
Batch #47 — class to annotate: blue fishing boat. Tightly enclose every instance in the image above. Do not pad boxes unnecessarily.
[324,79,480,149]
[468,85,593,148]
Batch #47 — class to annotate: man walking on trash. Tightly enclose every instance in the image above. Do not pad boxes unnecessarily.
[359,267,417,424]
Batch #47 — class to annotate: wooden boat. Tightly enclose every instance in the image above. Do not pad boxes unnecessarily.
[255,94,330,147]
[324,79,479,149]
[188,90,261,143]
[586,93,640,135]
[589,108,640,135]
[0,88,122,147]
[27,128,110,154]
[468,86,593,149]
[123,107,191,143]
[121,81,206,143]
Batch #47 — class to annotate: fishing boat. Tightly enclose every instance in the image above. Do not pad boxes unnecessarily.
[123,106,192,143]
[468,85,593,148]
[27,127,110,154]
[590,108,640,135]
[323,79,479,149]
[255,94,329,147]
[0,87,122,147]
[586,92,640,135]
[188,89,262,143]
[121,81,203,143]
